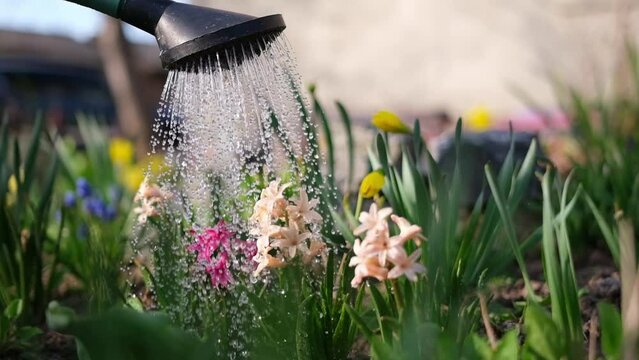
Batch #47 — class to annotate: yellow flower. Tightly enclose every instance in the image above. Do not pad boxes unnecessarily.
[372,111,411,134]
[121,164,145,193]
[8,175,17,194]
[466,106,492,132]
[359,170,385,199]
[6,174,18,206]
[109,137,135,167]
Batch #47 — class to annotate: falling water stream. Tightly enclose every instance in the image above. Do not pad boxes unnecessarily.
[151,34,319,227]
[132,34,326,353]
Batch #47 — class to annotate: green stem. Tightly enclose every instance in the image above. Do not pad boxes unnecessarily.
[391,279,404,310]
[354,193,363,221]
[46,210,65,300]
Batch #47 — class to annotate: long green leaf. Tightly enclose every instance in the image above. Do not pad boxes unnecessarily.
[485,165,535,299]
[584,192,620,264]
[336,101,355,193]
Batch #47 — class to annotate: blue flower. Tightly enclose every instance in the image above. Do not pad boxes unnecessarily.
[84,197,107,219]
[76,178,92,198]
[63,191,76,207]
[104,205,117,221]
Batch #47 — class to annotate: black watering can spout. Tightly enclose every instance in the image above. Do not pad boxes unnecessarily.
[65,0,286,69]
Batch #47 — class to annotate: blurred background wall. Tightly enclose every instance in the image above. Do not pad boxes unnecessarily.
[0,0,638,129]
[195,0,639,120]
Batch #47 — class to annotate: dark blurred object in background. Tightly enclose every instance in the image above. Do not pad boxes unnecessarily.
[0,30,165,139]
[437,131,542,207]
[0,57,114,128]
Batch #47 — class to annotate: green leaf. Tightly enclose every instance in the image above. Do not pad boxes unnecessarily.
[494,330,519,360]
[330,209,355,244]
[76,339,92,360]
[126,296,144,312]
[368,284,393,343]
[331,303,352,359]
[4,298,23,320]
[336,101,355,192]
[485,165,535,299]
[15,325,43,341]
[296,295,319,360]
[22,113,43,192]
[344,303,374,340]
[464,334,492,360]
[0,314,9,342]
[313,94,336,196]
[412,119,424,160]
[523,303,565,360]
[370,337,398,360]
[598,302,622,360]
[584,192,620,264]
[51,306,213,360]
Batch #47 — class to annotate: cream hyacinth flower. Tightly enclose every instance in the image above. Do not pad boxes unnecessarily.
[303,238,326,264]
[133,178,167,224]
[391,215,426,245]
[253,252,285,276]
[351,257,388,287]
[387,247,425,281]
[251,179,290,221]
[133,201,159,225]
[250,223,282,254]
[287,188,322,226]
[353,203,392,236]
[272,221,312,258]
[249,180,326,276]
[349,203,425,287]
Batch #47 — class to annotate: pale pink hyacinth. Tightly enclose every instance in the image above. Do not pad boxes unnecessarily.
[353,203,393,236]
[251,179,290,223]
[387,247,425,281]
[287,189,322,227]
[272,221,312,258]
[349,204,425,287]
[249,180,325,276]
[133,179,167,224]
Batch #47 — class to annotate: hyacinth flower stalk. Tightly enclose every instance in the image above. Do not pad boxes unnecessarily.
[349,203,425,288]
[248,179,325,276]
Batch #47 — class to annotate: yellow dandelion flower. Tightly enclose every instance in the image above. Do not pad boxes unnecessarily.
[359,170,385,199]
[466,106,492,132]
[372,111,411,134]
[109,137,135,167]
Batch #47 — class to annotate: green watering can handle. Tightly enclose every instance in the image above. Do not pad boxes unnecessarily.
[65,0,123,18]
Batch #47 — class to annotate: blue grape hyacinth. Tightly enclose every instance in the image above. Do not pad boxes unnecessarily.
[76,178,92,199]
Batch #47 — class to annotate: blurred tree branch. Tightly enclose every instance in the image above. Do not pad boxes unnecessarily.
[97,18,150,157]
